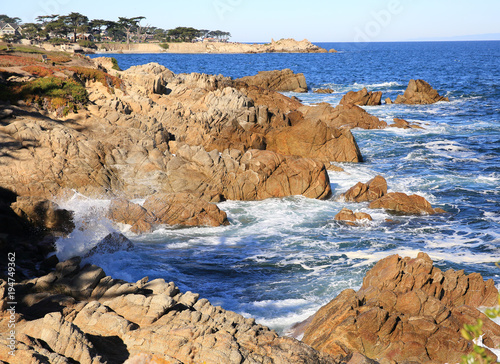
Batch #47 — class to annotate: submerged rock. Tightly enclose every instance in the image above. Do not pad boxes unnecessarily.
[302,252,500,363]
[334,208,372,226]
[369,192,446,215]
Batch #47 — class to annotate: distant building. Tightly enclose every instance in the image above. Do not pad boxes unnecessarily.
[0,22,23,38]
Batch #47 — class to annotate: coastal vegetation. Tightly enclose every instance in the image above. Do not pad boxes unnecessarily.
[0,12,232,45]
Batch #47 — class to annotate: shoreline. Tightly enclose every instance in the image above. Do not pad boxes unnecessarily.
[95,38,335,54]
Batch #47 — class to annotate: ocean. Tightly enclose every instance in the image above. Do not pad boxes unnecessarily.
[58,41,500,334]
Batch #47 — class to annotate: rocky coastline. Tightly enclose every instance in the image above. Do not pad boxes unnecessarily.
[96,38,333,54]
[0,50,498,363]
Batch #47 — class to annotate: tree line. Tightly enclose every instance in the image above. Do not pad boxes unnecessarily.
[0,13,231,45]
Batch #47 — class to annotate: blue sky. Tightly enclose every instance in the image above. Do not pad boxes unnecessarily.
[3,0,500,42]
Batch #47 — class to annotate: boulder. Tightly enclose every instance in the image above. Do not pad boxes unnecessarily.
[369,192,446,215]
[121,62,175,95]
[334,208,372,226]
[341,175,387,202]
[389,117,424,129]
[302,252,500,363]
[339,88,382,106]
[236,69,308,93]
[143,192,229,227]
[11,196,75,234]
[394,79,449,104]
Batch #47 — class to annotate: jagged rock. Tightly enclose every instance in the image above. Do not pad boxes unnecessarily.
[108,199,157,233]
[121,62,175,95]
[341,175,387,202]
[334,208,372,226]
[1,260,339,364]
[266,119,363,163]
[302,252,500,363]
[339,88,382,106]
[394,79,449,105]
[236,68,308,93]
[299,103,387,130]
[223,149,332,200]
[142,192,229,227]
[369,192,446,215]
[84,232,134,257]
[11,196,75,234]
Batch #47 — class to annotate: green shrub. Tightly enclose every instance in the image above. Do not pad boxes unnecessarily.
[77,39,97,49]
[110,57,120,71]
[159,43,169,50]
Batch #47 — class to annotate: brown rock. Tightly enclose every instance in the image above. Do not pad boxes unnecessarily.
[341,175,388,202]
[334,208,372,225]
[385,97,393,104]
[369,192,445,215]
[299,103,387,130]
[389,118,424,129]
[266,119,363,163]
[236,68,308,93]
[302,252,500,363]
[84,232,134,258]
[394,79,449,105]
[339,88,382,106]
[223,149,332,200]
[314,88,334,94]
[6,260,337,364]
[11,196,74,234]
[108,198,156,233]
[143,192,229,227]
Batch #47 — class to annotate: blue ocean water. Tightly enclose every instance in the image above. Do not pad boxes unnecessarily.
[74,42,500,333]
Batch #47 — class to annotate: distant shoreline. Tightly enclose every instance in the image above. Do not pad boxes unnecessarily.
[94,38,335,54]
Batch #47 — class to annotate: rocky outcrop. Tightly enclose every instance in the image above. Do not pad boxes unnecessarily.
[108,193,229,233]
[236,68,308,93]
[334,208,372,226]
[298,103,388,130]
[143,192,229,227]
[266,119,363,163]
[341,176,387,202]
[0,259,337,364]
[84,232,134,257]
[339,88,382,106]
[314,88,334,94]
[10,196,75,234]
[394,79,449,105]
[302,252,500,363]
[369,192,446,215]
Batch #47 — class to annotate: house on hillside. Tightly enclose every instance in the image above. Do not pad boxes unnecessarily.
[0,22,23,38]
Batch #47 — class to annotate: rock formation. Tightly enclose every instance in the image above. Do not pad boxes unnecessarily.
[389,117,424,129]
[341,176,387,202]
[339,88,382,106]
[302,252,500,363]
[236,68,308,93]
[369,192,446,215]
[394,79,449,105]
[334,208,373,226]
[0,258,338,364]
